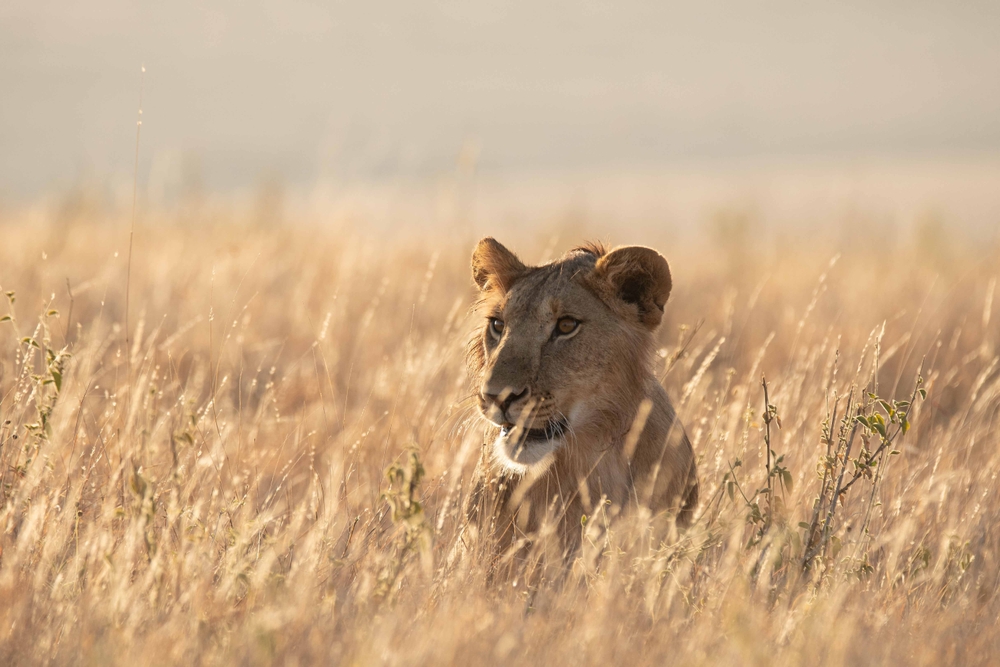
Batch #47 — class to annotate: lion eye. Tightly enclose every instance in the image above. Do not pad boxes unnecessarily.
[489,317,505,338]
[555,317,580,336]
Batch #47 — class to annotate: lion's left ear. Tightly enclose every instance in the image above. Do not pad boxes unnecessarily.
[593,246,672,329]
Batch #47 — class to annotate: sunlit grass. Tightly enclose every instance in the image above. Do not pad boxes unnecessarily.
[0,206,997,665]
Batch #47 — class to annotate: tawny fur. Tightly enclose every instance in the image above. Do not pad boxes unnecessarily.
[465,239,699,562]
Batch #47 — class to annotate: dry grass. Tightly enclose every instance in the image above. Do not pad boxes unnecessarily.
[0,203,998,665]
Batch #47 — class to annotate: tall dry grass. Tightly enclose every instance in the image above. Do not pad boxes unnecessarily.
[0,204,998,665]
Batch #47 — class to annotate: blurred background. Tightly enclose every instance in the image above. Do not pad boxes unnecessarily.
[2,0,1000,235]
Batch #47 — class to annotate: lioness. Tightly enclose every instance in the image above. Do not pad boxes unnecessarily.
[465,238,699,560]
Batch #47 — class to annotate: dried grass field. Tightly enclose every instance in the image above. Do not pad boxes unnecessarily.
[0,203,998,665]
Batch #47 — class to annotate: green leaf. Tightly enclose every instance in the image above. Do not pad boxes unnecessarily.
[917,388,927,400]
[871,412,887,437]
[0,315,10,323]
[52,370,62,393]
[781,469,793,491]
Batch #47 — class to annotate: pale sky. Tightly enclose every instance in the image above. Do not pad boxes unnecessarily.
[2,1,999,199]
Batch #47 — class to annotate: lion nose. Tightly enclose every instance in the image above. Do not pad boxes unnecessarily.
[483,386,530,418]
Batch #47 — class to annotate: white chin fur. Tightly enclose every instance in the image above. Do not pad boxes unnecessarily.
[492,430,560,474]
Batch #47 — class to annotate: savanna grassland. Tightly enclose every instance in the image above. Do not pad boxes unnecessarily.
[0,200,998,665]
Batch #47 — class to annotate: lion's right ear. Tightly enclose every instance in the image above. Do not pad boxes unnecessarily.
[472,238,526,292]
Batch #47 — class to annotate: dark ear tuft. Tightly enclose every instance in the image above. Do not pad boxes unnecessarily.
[593,246,672,329]
[471,237,527,293]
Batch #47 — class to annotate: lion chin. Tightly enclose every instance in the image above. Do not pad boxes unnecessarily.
[491,422,565,473]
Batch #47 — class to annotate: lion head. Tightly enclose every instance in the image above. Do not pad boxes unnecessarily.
[469,236,677,461]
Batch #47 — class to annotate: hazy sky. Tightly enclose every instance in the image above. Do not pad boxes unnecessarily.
[2,1,999,199]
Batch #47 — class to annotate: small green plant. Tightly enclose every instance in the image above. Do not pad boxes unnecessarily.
[723,369,925,580]
[11,307,70,481]
[24,338,71,441]
[129,464,158,559]
[376,448,432,600]
[801,373,925,570]
[723,375,792,549]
